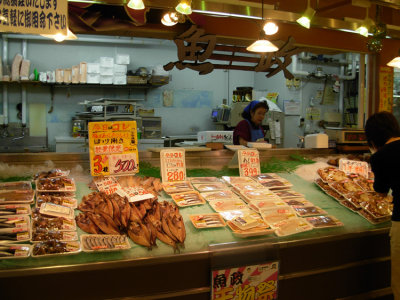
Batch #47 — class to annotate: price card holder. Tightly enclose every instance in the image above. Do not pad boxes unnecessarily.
[89,121,139,177]
[93,176,122,195]
[160,148,187,182]
[237,149,261,177]
[339,158,369,178]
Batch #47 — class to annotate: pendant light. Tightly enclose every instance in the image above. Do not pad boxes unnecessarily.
[175,0,192,15]
[127,0,145,10]
[263,21,279,35]
[247,0,278,53]
[387,50,400,68]
[161,11,179,26]
[41,28,77,42]
[355,8,374,37]
[296,0,316,29]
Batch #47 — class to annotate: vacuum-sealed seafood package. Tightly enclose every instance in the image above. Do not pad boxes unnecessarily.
[0,190,35,204]
[226,221,274,238]
[0,215,30,232]
[36,194,77,209]
[219,209,261,221]
[273,190,304,199]
[248,199,288,213]
[317,167,347,183]
[0,181,32,191]
[306,215,343,228]
[274,218,313,237]
[0,229,30,243]
[162,181,193,194]
[190,214,226,228]
[36,177,76,192]
[283,198,314,207]
[260,179,292,190]
[39,203,75,220]
[201,190,240,202]
[208,199,247,212]
[221,176,255,185]
[0,244,31,259]
[34,169,70,180]
[251,173,281,182]
[81,234,131,252]
[32,240,81,257]
[171,191,206,207]
[193,182,228,192]
[188,177,222,184]
[31,228,77,242]
[0,204,31,215]
[260,206,297,228]
[230,181,265,193]
[292,205,327,217]
[239,189,280,203]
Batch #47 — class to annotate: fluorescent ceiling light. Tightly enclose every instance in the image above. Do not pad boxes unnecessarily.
[246,39,278,53]
[127,0,144,10]
[192,9,260,19]
[176,0,192,15]
[41,28,77,42]
[355,17,374,37]
[263,21,279,35]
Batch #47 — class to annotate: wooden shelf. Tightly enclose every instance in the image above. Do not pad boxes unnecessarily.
[1,81,166,89]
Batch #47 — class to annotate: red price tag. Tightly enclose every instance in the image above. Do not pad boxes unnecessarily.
[92,155,105,175]
[167,170,185,181]
[109,153,138,175]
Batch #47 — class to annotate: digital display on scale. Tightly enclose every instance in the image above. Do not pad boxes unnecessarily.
[344,131,366,142]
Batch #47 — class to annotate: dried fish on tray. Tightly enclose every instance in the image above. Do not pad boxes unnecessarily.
[32,240,81,257]
[0,204,31,215]
[239,189,280,203]
[34,169,70,180]
[273,190,304,200]
[201,190,240,202]
[0,215,30,232]
[283,198,314,207]
[260,206,297,228]
[329,180,363,198]
[292,205,327,217]
[0,244,31,259]
[189,177,222,184]
[32,215,76,231]
[0,181,32,191]
[190,214,226,228]
[357,209,391,225]
[39,202,75,220]
[230,213,262,230]
[0,190,35,204]
[0,229,30,243]
[219,209,261,221]
[221,176,255,185]
[306,215,343,228]
[251,173,282,182]
[81,234,131,252]
[171,191,206,207]
[317,167,347,183]
[248,199,288,213]
[226,221,274,238]
[230,182,265,193]
[193,182,228,192]
[350,175,374,192]
[162,181,193,194]
[36,194,77,209]
[208,199,247,212]
[31,229,78,242]
[339,200,360,212]
[36,177,76,192]
[274,218,313,237]
[260,179,292,190]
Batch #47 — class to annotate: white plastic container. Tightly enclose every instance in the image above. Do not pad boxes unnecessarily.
[100,57,114,68]
[114,64,127,74]
[87,63,100,74]
[100,66,114,76]
[113,75,127,85]
[115,54,130,65]
[100,75,113,84]
[87,73,100,84]
[197,131,233,143]
[304,133,329,148]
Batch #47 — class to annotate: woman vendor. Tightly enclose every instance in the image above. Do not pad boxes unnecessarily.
[233,100,269,146]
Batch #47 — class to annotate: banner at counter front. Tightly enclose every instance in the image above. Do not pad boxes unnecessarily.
[0,0,68,35]
[212,261,279,300]
[89,121,139,177]
[379,66,394,112]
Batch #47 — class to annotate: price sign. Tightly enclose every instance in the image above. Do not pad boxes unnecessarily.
[212,261,279,300]
[118,187,155,203]
[89,121,139,177]
[237,149,261,177]
[339,159,369,178]
[160,149,186,183]
[93,176,121,195]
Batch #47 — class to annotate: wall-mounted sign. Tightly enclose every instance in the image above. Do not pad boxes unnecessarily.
[212,261,279,300]
[89,121,139,177]
[0,0,68,35]
[238,149,261,177]
[379,66,394,112]
[160,148,186,182]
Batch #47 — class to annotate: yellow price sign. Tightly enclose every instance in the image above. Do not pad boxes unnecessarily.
[88,121,139,177]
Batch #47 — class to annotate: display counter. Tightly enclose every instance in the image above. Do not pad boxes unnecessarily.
[0,168,391,300]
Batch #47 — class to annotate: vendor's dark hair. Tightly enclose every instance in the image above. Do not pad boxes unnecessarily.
[242,101,269,120]
[365,111,400,150]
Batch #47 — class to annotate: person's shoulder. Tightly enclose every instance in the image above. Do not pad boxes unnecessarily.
[236,119,250,128]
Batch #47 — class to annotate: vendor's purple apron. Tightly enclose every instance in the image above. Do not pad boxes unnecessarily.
[245,119,264,142]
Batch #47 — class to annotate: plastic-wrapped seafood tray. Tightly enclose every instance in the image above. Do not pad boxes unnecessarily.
[31,229,78,243]
[193,182,228,192]
[208,199,247,212]
[292,205,328,217]
[190,214,226,228]
[81,234,131,252]
[0,181,32,191]
[171,191,206,207]
[162,181,193,194]
[32,240,81,257]
[305,215,344,228]
[221,176,255,185]
[0,244,31,259]
[0,204,31,215]
[226,221,273,238]
[0,190,35,204]
[201,190,240,202]
[36,177,76,192]
[273,218,313,237]
[188,177,222,184]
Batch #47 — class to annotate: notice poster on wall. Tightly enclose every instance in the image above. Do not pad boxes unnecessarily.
[379,66,394,112]
[212,261,279,300]
[0,0,68,35]
[88,121,139,177]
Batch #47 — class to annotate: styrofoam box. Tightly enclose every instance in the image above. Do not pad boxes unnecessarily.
[87,73,100,84]
[87,63,100,74]
[197,131,233,143]
[100,66,114,76]
[113,75,127,85]
[100,57,114,68]
[116,54,130,65]
[100,75,113,85]
[304,133,329,148]
[114,64,127,75]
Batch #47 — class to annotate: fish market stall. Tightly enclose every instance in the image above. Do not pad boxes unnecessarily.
[0,152,392,300]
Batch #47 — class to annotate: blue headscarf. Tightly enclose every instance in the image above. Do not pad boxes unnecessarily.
[243,100,260,115]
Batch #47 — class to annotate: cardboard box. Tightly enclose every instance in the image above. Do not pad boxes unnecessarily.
[79,62,87,83]
[63,68,72,83]
[72,65,79,84]
[197,131,233,143]
[115,54,130,65]
[304,133,329,148]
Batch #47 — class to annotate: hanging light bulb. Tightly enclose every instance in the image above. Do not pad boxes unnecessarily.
[387,50,400,68]
[41,28,77,42]
[263,21,279,35]
[247,0,278,53]
[296,0,316,29]
[176,0,192,15]
[127,0,144,10]
[162,12,179,26]
[355,9,374,37]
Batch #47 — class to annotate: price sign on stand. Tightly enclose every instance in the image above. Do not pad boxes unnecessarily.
[93,176,121,195]
[160,149,186,182]
[212,261,279,300]
[339,159,369,178]
[237,149,261,177]
[89,121,139,177]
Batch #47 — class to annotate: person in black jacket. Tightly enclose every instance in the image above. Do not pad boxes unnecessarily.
[365,111,400,300]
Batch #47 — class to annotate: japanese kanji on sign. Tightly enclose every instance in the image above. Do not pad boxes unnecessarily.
[0,0,68,35]
[378,66,394,113]
[212,261,279,300]
[238,149,261,177]
[89,121,139,177]
[160,148,186,183]
[339,159,369,178]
